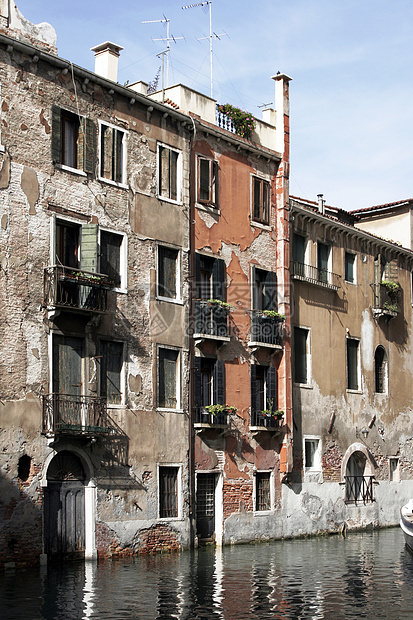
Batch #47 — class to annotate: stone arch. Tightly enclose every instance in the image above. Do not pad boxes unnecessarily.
[341,442,375,482]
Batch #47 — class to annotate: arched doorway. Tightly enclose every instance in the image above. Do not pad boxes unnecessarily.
[342,444,375,504]
[44,450,86,560]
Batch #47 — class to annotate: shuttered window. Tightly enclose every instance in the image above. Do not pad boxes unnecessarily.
[159,348,179,409]
[252,177,270,224]
[99,122,126,184]
[347,338,359,391]
[100,340,123,405]
[252,267,277,312]
[294,327,309,384]
[159,466,179,518]
[197,156,218,207]
[158,246,179,299]
[100,231,123,288]
[158,144,181,202]
[194,358,225,408]
[251,365,277,413]
[51,106,95,174]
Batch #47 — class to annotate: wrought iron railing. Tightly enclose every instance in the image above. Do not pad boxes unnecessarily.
[292,261,341,290]
[194,406,228,426]
[42,393,109,436]
[44,266,114,313]
[193,300,229,338]
[216,106,236,134]
[344,475,375,504]
[250,410,283,429]
[373,282,400,315]
[250,310,284,346]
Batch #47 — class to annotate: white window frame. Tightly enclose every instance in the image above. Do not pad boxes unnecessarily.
[157,463,183,521]
[156,243,182,304]
[346,336,361,393]
[98,120,128,188]
[196,154,218,209]
[157,345,182,412]
[344,251,357,284]
[250,173,271,228]
[157,142,183,204]
[98,227,128,293]
[253,470,274,513]
[304,436,322,472]
[294,326,311,387]
[389,457,400,482]
[99,338,126,408]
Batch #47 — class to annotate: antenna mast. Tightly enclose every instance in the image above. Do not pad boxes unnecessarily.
[142,16,184,88]
[182,1,227,98]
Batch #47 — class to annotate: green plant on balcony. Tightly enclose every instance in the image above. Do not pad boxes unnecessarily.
[217,103,256,139]
[382,280,400,297]
[383,301,399,313]
[261,310,286,320]
[205,403,238,416]
[207,299,233,312]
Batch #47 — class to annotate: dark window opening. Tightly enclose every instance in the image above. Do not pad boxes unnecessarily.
[159,145,179,201]
[18,455,31,482]
[375,346,387,394]
[252,177,270,224]
[159,349,179,409]
[198,157,218,207]
[294,327,308,384]
[345,252,355,283]
[100,124,125,184]
[158,246,178,299]
[100,230,123,287]
[347,338,359,390]
[56,221,80,268]
[100,340,123,405]
[317,242,329,284]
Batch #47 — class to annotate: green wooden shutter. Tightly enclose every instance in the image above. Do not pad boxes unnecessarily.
[80,223,98,273]
[212,258,226,301]
[51,105,61,164]
[84,118,95,175]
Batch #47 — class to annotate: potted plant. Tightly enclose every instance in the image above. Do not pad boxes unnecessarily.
[207,299,233,312]
[217,103,256,139]
[261,310,286,320]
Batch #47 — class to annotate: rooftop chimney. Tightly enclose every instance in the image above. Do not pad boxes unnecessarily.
[91,41,123,83]
[317,194,325,215]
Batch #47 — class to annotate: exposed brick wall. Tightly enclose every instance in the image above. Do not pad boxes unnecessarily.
[223,480,253,518]
[134,524,180,554]
[322,442,343,482]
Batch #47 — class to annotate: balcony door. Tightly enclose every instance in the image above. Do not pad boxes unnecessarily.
[52,335,84,428]
[196,473,217,542]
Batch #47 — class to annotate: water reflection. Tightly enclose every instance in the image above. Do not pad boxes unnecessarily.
[1,529,413,619]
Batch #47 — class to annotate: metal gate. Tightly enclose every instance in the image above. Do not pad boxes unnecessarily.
[196,473,216,541]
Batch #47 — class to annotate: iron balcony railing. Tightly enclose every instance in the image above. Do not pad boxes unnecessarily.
[193,300,229,338]
[44,266,114,313]
[292,261,341,290]
[344,475,375,504]
[373,282,400,315]
[42,393,109,436]
[250,311,284,347]
[250,409,284,430]
[194,406,228,426]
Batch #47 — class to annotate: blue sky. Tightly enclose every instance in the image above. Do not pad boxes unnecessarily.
[16,0,413,209]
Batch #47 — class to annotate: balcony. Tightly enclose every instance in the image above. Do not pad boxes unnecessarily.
[250,409,284,433]
[249,311,284,350]
[193,300,230,345]
[44,266,114,313]
[292,261,340,291]
[345,475,375,504]
[372,281,401,319]
[42,393,109,437]
[194,406,229,433]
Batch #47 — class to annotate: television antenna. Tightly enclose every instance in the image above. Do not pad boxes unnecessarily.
[182,1,228,98]
[142,16,184,88]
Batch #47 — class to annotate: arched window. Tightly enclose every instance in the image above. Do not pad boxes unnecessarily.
[374,345,388,394]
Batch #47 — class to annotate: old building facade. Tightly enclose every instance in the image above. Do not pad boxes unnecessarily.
[288,195,413,534]
[0,3,193,566]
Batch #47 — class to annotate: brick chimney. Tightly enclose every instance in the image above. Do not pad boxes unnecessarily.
[91,41,123,83]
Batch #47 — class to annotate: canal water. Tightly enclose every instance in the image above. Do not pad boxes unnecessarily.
[1,527,413,619]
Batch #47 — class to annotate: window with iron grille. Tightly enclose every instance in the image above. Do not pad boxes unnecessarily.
[159,466,178,518]
[158,143,182,202]
[197,156,218,207]
[255,472,271,511]
[252,177,270,225]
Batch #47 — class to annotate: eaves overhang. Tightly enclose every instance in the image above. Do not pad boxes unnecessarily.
[0,32,193,127]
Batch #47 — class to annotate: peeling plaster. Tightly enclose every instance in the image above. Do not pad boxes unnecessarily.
[361,309,374,372]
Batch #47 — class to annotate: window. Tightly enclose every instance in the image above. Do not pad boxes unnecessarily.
[158,246,180,300]
[158,348,180,409]
[317,242,330,284]
[99,121,127,185]
[293,233,307,277]
[294,327,309,384]
[255,472,271,512]
[252,176,270,224]
[55,220,80,268]
[100,230,126,289]
[194,358,224,407]
[51,106,95,173]
[100,340,123,405]
[194,253,227,337]
[304,437,321,471]
[159,466,179,518]
[158,143,182,202]
[197,156,218,207]
[345,252,355,283]
[347,338,360,391]
[389,457,399,482]
[252,267,277,312]
[251,365,277,412]
[374,345,388,394]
